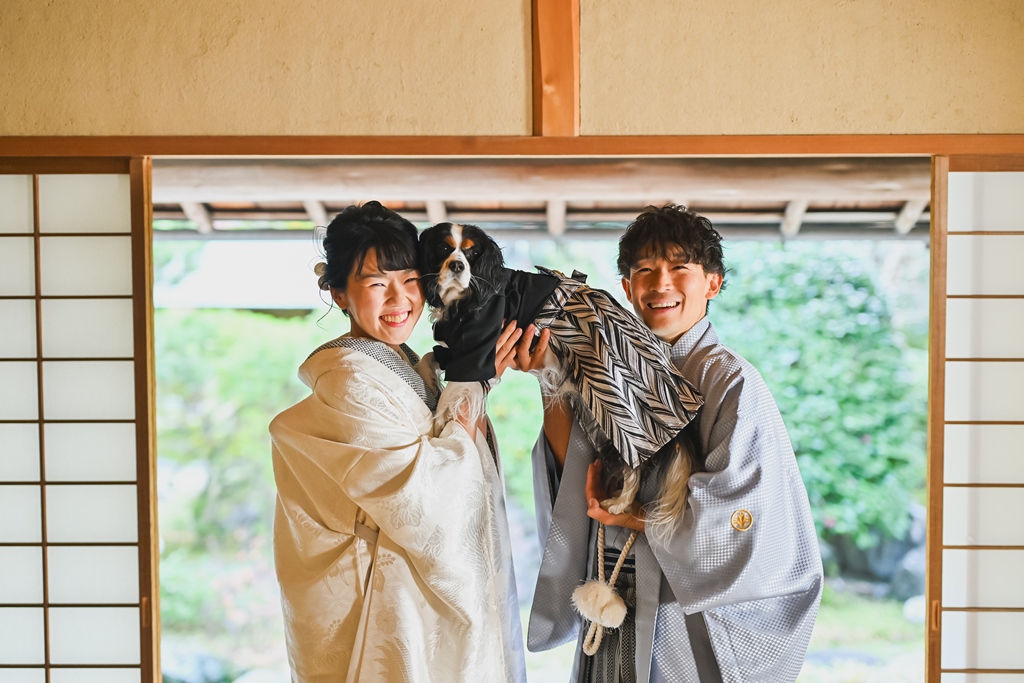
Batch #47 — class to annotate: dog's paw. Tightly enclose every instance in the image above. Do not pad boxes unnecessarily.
[599,467,641,515]
[600,495,633,516]
[434,381,487,434]
[529,347,572,395]
[414,352,442,395]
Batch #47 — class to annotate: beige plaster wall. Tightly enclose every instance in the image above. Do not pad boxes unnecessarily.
[581,0,1024,135]
[0,0,532,136]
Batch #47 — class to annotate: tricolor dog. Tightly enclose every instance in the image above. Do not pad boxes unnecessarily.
[417,222,703,515]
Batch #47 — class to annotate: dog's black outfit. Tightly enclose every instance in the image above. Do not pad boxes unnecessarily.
[432,267,703,469]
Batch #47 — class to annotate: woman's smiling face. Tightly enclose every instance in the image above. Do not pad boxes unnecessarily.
[332,248,424,348]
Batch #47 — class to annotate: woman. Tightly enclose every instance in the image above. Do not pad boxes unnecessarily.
[270,202,527,682]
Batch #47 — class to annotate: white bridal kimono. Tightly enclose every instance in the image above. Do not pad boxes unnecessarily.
[270,340,525,683]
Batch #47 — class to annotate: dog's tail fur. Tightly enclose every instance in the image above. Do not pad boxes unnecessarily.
[645,440,694,546]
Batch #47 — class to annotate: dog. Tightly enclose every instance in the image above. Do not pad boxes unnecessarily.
[416,222,704,516]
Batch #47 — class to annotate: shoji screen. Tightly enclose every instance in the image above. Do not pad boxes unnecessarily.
[0,159,156,683]
[932,164,1024,682]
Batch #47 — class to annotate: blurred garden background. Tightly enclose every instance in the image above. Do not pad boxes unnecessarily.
[154,233,929,683]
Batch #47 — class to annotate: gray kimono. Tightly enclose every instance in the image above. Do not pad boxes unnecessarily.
[529,318,823,683]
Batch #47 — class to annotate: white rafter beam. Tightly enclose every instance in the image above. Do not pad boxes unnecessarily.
[780,199,810,238]
[894,199,928,235]
[303,200,329,227]
[426,200,448,225]
[546,199,567,236]
[180,202,213,234]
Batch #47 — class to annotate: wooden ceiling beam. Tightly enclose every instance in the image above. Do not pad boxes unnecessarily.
[546,199,567,236]
[781,199,809,238]
[180,201,213,233]
[153,158,930,204]
[302,200,329,227]
[426,200,448,224]
[894,198,929,234]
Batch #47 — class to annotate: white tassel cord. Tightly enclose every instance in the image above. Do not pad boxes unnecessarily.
[571,524,639,656]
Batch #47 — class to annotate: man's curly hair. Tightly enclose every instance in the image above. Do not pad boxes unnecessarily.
[617,204,726,284]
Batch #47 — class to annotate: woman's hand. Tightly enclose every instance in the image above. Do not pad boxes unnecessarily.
[585,461,645,532]
[494,321,524,379]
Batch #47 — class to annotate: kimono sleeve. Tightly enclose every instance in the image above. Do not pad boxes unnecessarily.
[653,363,821,614]
[313,368,503,602]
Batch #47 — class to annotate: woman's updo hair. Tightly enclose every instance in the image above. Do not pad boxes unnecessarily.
[317,201,419,295]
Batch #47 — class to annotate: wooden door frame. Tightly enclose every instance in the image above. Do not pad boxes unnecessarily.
[3,139,1023,683]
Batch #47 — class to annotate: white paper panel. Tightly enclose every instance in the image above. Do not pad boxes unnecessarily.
[946,299,1024,359]
[0,669,47,683]
[50,670,141,683]
[0,176,33,234]
[49,607,140,664]
[942,611,1024,669]
[46,485,138,543]
[944,488,1024,546]
[0,300,36,358]
[45,423,136,482]
[0,237,35,295]
[38,175,131,234]
[945,424,1024,484]
[41,298,134,358]
[0,547,43,603]
[39,236,132,296]
[943,549,1024,607]
[0,362,38,420]
[947,173,975,233]
[0,423,40,481]
[0,485,41,542]
[48,546,139,604]
[947,172,1024,233]
[0,608,45,664]
[947,235,1024,295]
[42,360,135,420]
[943,675,1024,683]
[945,362,1024,422]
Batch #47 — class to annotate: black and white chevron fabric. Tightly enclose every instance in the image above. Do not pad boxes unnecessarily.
[533,271,704,469]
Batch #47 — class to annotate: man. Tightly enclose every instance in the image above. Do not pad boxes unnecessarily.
[521,205,822,682]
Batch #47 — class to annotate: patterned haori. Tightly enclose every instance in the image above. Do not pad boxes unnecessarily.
[430,267,702,470]
[533,270,704,469]
[271,339,524,682]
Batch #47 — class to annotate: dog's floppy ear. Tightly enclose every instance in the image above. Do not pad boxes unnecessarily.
[465,224,505,284]
[417,222,453,276]
[417,223,450,308]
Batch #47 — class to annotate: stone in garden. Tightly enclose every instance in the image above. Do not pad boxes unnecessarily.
[889,545,926,602]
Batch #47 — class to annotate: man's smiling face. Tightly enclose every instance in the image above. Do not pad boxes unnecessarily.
[621,251,723,345]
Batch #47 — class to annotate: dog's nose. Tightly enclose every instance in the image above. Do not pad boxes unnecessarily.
[448,260,465,274]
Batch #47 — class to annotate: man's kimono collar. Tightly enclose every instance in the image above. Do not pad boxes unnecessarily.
[669,316,715,362]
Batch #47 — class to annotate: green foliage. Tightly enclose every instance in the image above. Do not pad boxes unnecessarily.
[153,241,204,286]
[154,239,927,560]
[159,549,226,632]
[711,242,927,547]
[156,308,329,552]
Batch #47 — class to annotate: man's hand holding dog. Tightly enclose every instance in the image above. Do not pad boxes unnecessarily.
[586,461,646,532]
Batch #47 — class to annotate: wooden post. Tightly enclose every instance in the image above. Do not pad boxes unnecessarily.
[532,0,580,136]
